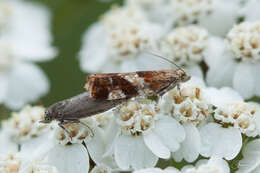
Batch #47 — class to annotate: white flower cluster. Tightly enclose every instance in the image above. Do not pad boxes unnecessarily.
[79,0,260,100]
[2,0,260,173]
[1,77,260,173]
[0,0,56,109]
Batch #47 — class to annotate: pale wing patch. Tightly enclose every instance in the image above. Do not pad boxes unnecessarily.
[108,89,126,100]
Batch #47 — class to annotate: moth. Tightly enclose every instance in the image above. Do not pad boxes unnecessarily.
[40,53,190,134]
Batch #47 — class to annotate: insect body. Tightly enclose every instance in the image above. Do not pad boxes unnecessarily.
[40,53,191,135]
[85,69,190,100]
[40,92,126,133]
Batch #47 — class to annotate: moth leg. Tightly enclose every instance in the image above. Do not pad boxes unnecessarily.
[64,119,94,137]
[79,121,94,137]
[58,122,72,140]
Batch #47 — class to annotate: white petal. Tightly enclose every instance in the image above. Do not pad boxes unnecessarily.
[0,129,18,154]
[4,62,49,109]
[79,23,108,73]
[206,59,235,88]
[253,63,260,97]
[204,37,228,69]
[199,0,239,36]
[164,167,181,173]
[86,127,117,167]
[154,116,185,152]
[133,168,164,173]
[114,135,158,170]
[173,124,200,163]
[237,139,260,173]
[205,87,244,107]
[45,144,89,173]
[0,74,8,103]
[9,0,56,61]
[143,131,171,159]
[242,0,260,21]
[255,112,260,135]
[199,123,242,160]
[233,63,255,99]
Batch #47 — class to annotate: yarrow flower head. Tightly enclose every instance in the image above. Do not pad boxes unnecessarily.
[205,21,260,99]
[2,105,48,144]
[52,118,93,145]
[79,5,165,73]
[159,81,212,125]
[115,99,161,135]
[97,98,186,170]
[0,153,21,173]
[214,102,260,137]
[161,26,209,67]
[171,0,214,25]
[160,25,208,77]
[169,0,240,36]
[227,22,260,62]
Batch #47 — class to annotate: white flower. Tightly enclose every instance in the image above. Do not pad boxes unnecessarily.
[159,77,212,162]
[101,99,185,170]
[199,123,242,160]
[90,164,112,173]
[0,0,56,109]
[0,105,49,154]
[79,5,167,73]
[19,159,59,173]
[214,102,260,137]
[125,0,172,26]
[205,22,260,99]
[0,153,22,173]
[134,167,180,173]
[160,26,208,77]
[205,74,260,137]
[241,0,260,22]
[237,139,260,173]
[170,0,240,36]
[182,157,230,173]
[20,119,91,173]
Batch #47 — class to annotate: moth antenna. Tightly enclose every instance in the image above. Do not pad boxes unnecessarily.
[144,51,185,72]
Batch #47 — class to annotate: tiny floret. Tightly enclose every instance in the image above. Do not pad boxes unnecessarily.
[227,21,260,62]
[160,85,212,124]
[171,0,213,25]
[161,26,209,66]
[2,106,48,143]
[214,102,260,137]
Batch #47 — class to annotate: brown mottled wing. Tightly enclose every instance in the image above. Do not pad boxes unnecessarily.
[136,71,174,93]
[85,73,139,100]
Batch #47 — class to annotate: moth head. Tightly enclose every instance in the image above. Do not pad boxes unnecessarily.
[181,71,191,83]
[40,108,54,124]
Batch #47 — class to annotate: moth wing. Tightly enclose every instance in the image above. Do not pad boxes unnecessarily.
[85,73,139,100]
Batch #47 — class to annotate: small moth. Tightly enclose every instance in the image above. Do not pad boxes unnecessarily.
[40,52,190,134]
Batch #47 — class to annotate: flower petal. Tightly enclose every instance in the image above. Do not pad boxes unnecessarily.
[173,124,200,163]
[154,116,185,152]
[114,135,158,170]
[0,74,8,104]
[253,63,260,97]
[4,62,49,109]
[199,123,242,160]
[45,144,89,173]
[79,23,108,73]
[237,139,260,173]
[143,131,171,159]
[233,63,255,99]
